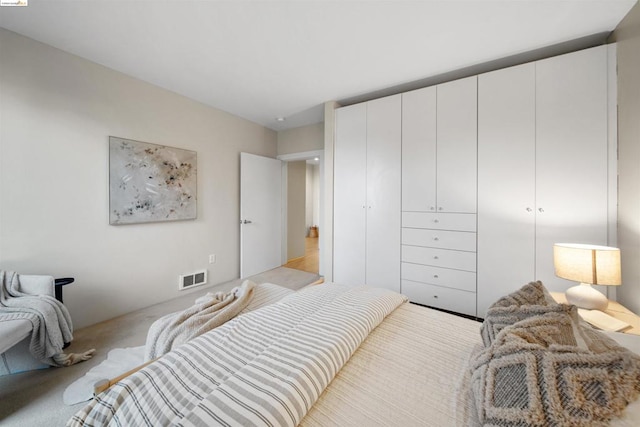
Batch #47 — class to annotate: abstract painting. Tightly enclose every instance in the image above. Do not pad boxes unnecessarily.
[109,136,197,225]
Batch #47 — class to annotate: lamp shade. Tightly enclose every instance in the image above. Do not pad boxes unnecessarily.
[553,243,621,286]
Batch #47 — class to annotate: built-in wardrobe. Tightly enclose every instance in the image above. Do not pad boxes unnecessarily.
[333,44,617,318]
[333,95,401,293]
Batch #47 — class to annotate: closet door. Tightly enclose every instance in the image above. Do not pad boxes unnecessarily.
[535,46,609,291]
[334,103,367,285]
[402,87,437,212]
[366,95,402,291]
[477,63,536,317]
[437,76,478,213]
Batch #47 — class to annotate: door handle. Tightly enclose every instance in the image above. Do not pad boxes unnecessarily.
[241,219,252,224]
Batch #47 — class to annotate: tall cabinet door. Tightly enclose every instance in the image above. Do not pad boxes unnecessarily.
[437,76,478,213]
[477,63,536,318]
[535,46,609,291]
[334,103,367,285]
[402,87,437,212]
[366,95,402,291]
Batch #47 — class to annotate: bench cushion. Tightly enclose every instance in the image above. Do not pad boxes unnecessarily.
[0,319,32,354]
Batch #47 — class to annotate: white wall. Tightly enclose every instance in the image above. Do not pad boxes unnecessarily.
[287,161,306,260]
[305,163,320,231]
[322,101,339,280]
[0,29,277,328]
[277,122,323,156]
[611,3,640,314]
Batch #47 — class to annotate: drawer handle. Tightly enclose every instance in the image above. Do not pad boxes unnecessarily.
[433,237,439,241]
[433,256,439,260]
[526,207,532,212]
[433,295,438,299]
[430,206,435,211]
[433,219,439,223]
[433,275,439,279]
[438,207,443,211]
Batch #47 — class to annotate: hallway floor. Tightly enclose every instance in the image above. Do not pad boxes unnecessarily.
[283,237,319,274]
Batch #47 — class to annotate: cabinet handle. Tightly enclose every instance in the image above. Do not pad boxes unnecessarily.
[433,256,439,260]
[430,206,435,211]
[433,275,439,279]
[433,219,439,223]
[433,237,439,241]
[526,207,532,212]
[538,207,544,213]
[433,295,439,299]
[438,207,443,211]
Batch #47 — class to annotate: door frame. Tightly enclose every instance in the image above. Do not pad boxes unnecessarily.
[277,150,325,276]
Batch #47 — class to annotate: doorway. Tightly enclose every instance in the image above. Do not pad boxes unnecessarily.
[278,150,324,276]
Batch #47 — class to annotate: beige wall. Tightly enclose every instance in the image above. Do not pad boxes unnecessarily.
[322,101,339,281]
[287,161,306,260]
[277,122,323,156]
[306,163,320,230]
[0,29,277,328]
[611,3,640,314]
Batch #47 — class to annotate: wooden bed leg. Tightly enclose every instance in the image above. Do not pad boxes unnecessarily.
[93,359,157,395]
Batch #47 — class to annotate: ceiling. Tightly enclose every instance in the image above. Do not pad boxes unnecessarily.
[0,0,636,131]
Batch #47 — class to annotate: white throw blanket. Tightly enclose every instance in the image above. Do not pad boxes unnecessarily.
[144,279,256,360]
[0,271,94,367]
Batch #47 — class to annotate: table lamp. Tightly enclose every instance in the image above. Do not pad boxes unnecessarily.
[553,243,621,310]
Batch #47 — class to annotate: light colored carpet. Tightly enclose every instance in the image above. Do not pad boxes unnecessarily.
[0,267,320,426]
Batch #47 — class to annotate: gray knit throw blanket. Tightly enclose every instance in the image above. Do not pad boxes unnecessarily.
[0,271,94,367]
[468,282,640,426]
[145,279,256,361]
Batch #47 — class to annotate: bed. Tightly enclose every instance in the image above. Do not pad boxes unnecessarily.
[68,282,640,426]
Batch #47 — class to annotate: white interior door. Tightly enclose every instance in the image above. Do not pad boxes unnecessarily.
[436,76,478,213]
[477,63,536,317]
[366,95,401,292]
[402,86,437,212]
[333,103,367,285]
[535,46,609,292]
[240,152,282,278]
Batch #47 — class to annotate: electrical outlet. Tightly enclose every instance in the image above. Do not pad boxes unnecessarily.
[209,254,216,264]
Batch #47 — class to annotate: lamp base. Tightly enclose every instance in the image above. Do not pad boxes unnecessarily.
[565,283,608,310]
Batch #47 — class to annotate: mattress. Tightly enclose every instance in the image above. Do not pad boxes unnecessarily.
[69,282,639,426]
[301,301,481,426]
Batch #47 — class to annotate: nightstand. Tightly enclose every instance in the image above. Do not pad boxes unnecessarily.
[550,292,640,336]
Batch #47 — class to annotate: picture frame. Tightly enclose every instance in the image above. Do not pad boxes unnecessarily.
[109,136,197,225]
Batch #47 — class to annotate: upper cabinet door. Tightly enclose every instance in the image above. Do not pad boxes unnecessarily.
[366,94,402,292]
[535,46,609,290]
[437,76,478,213]
[477,63,536,317]
[334,103,367,285]
[402,87,437,212]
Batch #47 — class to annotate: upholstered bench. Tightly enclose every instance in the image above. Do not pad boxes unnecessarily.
[1,275,56,376]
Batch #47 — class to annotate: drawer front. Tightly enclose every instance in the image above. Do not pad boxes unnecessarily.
[402,228,476,252]
[402,212,476,232]
[402,262,476,292]
[401,280,477,317]
[402,245,476,272]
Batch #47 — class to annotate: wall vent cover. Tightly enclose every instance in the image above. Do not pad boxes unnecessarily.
[179,270,207,290]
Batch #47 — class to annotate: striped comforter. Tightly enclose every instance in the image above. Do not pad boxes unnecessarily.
[68,284,407,426]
